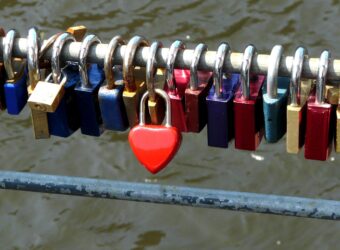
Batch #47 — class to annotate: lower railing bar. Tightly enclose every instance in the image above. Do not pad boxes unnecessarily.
[0,171,339,221]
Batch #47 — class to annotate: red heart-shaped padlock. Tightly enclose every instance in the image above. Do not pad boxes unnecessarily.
[129,125,181,174]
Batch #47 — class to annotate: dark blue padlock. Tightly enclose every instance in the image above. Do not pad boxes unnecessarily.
[98,36,128,131]
[262,45,290,143]
[3,29,28,115]
[206,43,239,148]
[47,32,81,137]
[75,34,105,136]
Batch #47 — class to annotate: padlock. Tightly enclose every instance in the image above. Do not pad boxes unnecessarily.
[262,45,290,143]
[305,50,333,161]
[234,45,265,150]
[3,29,28,115]
[122,36,149,127]
[28,72,67,112]
[47,32,81,137]
[74,34,105,136]
[0,27,6,110]
[98,36,129,131]
[206,42,239,148]
[27,27,50,139]
[184,43,213,133]
[174,68,190,95]
[324,84,339,152]
[129,88,182,174]
[146,41,166,125]
[286,47,313,153]
[336,104,340,152]
[164,40,188,132]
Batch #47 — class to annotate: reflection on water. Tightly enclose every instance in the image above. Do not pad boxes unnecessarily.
[0,0,339,249]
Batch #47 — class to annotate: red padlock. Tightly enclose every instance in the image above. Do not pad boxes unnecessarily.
[164,40,188,132]
[129,88,182,174]
[185,43,213,133]
[305,50,334,161]
[234,45,265,150]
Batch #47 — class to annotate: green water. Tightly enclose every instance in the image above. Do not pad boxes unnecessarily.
[0,0,339,249]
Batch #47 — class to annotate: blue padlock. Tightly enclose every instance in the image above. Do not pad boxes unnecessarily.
[262,45,290,143]
[47,32,80,137]
[3,29,28,115]
[206,43,239,148]
[98,36,128,131]
[75,34,105,136]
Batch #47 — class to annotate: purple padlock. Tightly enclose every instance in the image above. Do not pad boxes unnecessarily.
[206,43,239,148]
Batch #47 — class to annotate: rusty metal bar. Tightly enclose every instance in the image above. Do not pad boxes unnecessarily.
[0,171,339,220]
[0,37,339,85]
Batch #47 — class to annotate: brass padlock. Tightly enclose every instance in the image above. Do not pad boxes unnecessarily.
[337,105,340,152]
[28,72,66,113]
[326,85,340,152]
[27,27,50,139]
[286,47,312,153]
[122,36,149,127]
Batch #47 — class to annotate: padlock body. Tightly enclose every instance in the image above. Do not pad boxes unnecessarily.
[305,94,333,161]
[168,90,188,132]
[185,72,213,133]
[234,75,265,150]
[4,68,28,114]
[148,96,165,125]
[129,124,182,174]
[123,80,147,128]
[286,79,312,153]
[336,107,340,152]
[47,67,80,137]
[0,63,7,110]
[286,104,307,153]
[75,64,105,136]
[174,69,190,95]
[206,74,239,148]
[31,109,50,139]
[262,76,290,143]
[99,83,129,131]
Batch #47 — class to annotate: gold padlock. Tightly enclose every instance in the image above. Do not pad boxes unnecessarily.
[146,41,165,124]
[336,105,340,152]
[287,47,313,153]
[324,84,339,152]
[122,36,149,127]
[28,72,66,113]
[27,27,50,139]
[325,85,339,105]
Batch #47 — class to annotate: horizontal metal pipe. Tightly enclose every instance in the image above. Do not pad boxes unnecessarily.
[3,38,340,84]
[0,171,339,220]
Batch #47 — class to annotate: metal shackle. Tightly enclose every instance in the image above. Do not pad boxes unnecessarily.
[213,42,230,98]
[123,35,149,92]
[139,88,171,127]
[290,46,308,106]
[104,35,125,89]
[189,43,208,90]
[27,27,41,88]
[79,34,101,88]
[315,50,331,104]
[166,40,186,92]
[146,41,163,101]
[240,44,256,100]
[52,32,76,83]
[45,71,67,85]
[267,45,284,99]
[3,29,20,80]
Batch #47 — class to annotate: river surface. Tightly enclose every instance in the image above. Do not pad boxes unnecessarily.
[0,0,339,249]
